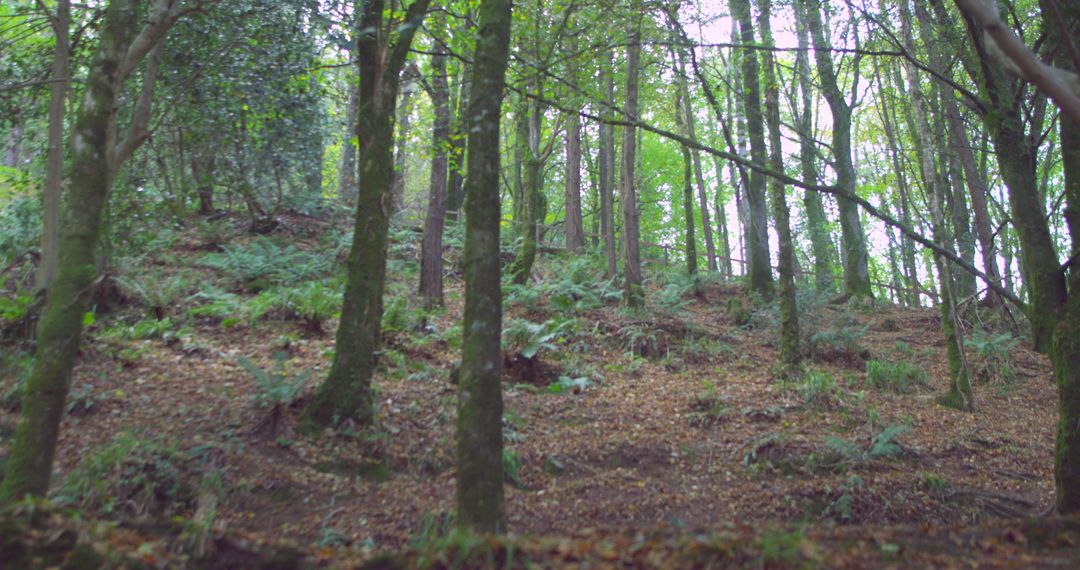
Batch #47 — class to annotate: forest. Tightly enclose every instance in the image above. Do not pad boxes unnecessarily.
[1,0,1080,567]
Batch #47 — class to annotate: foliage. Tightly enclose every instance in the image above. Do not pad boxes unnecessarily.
[198,237,332,291]
[57,433,193,517]
[503,317,576,359]
[237,351,312,411]
[807,314,869,363]
[0,349,32,411]
[966,328,1020,385]
[0,192,41,264]
[788,370,839,407]
[547,375,593,394]
[245,279,341,332]
[865,359,928,393]
[823,424,910,465]
[688,380,729,427]
[116,272,193,319]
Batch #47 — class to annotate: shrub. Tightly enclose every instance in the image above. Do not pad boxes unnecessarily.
[790,370,839,407]
[865,359,928,393]
[198,237,331,290]
[117,272,193,319]
[57,433,193,517]
[238,352,311,412]
[966,328,1020,385]
[807,315,869,363]
[502,317,575,359]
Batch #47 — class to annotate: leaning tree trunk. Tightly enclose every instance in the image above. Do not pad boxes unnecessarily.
[37,0,70,293]
[1,0,176,501]
[420,45,451,309]
[729,0,773,298]
[455,0,513,534]
[758,0,799,369]
[620,23,644,307]
[300,0,431,433]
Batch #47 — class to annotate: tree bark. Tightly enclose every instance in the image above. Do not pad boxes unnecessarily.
[338,80,359,204]
[37,0,70,293]
[620,23,644,307]
[758,0,799,368]
[391,66,418,214]
[563,39,584,253]
[801,0,872,299]
[1,0,176,501]
[420,46,450,309]
[794,11,836,293]
[301,0,431,432]
[599,49,618,277]
[730,0,773,298]
[455,0,513,534]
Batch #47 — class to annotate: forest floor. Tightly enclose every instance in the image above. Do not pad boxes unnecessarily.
[1,212,1076,568]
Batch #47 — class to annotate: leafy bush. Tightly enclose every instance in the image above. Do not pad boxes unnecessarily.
[194,218,234,248]
[186,288,244,323]
[966,328,1020,385]
[688,380,729,427]
[0,350,32,410]
[823,424,910,465]
[0,192,41,264]
[865,359,928,393]
[238,352,311,411]
[116,272,193,319]
[807,315,869,363]
[199,237,332,290]
[245,280,341,333]
[789,370,839,407]
[57,433,193,517]
[547,375,593,394]
[502,317,575,359]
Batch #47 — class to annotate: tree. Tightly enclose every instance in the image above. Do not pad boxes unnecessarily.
[729,0,773,297]
[1,0,183,501]
[36,0,69,293]
[300,0,431,432]
[758,0,799,369]
[620,18,644,307]
[420,36,451,309]
[800,0,873,300]
[455,0,513,534]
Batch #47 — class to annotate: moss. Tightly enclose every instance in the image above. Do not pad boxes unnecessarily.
[727,297,751,327]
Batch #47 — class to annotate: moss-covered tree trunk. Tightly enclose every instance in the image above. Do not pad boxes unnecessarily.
[445,69,470,221]
[802,0,872,300]
[620,23,644,307]
[1,0,173,501]
[729,0,773,298]
[1038,0,1080,515]
[758,0,799,369]
[455,0,513,534]
[420,43,450,309]
[794,13,836,293]
[300,0,431,433]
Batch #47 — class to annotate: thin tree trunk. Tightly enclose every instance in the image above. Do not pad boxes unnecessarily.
[420,46,450,309]
[599,49,618,277]
[713,155,733,278]
[759,0,799,368]
[801,0,872,299]
[730,0,773,297]
[795,11,835,293]
[455,0,512,534]
[445,65,470,221]
[338,80,360,204]
[564,110,584,252]
[37,0,70,293]
[392,67,418,214]
[620,23,644,307]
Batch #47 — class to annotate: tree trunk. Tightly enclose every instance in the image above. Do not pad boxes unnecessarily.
[509,87,545,285]
[455,0,512,534]
[620,24,644,307]
[445,65,470,221]
[599,49,618,277]
[564,39,584,254]
[37,0,70,293]
[795,12,836,293]
[338,80,360,204]
[420,46,450,309]
[392,68,418,214]
[758,0,799,369]
[300,0,431,432]
[713,155,734,279]
[801,0,872,299]
[1,0,174,501]
[730,0,773,298]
